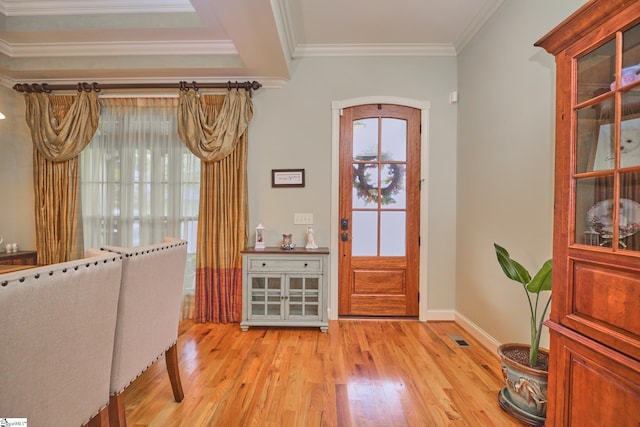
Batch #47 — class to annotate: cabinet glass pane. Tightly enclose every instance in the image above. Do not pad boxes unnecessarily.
[289,277,302,290]
[267,303,281,316]
[252,304,265,315]
[352,210,378,256]
[577,176,614,247]
[267,293,281,302]
[621,23,640,86]
[251,277,265,289]
[577,38,615,103]
[305,305,318,316]
[268,277,281,289]
[305,293,319,303]
[620,91,640,169]
[620,171,640,252]
[353,163,378,208]
[289,304,302,316]
[353,118,378,160]
[577,102,614,173]
[251,292,265,302]
[381,118,407,161]
[305,277,319,290]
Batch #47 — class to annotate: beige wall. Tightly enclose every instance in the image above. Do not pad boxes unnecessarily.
[0,85,34,250]
[456,0,586,349]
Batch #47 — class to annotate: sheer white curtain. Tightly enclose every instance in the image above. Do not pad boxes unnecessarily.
[80,97,200,293]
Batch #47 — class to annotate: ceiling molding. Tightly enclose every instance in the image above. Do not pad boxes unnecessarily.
[0,0,504,82]
[272,0,297,60]
[293,43,456,58]
[455,0,504,53]
[0,38,11,56]
[0,40,237,58]
[0,0,194,16]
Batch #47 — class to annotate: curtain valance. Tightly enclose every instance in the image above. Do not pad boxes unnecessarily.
[24,91,100,162]
[177,90,253,162]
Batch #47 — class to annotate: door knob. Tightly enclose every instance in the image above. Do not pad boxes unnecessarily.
[341,232,349,242]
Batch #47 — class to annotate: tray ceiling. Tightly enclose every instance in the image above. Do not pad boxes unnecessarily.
[0,0,503,88]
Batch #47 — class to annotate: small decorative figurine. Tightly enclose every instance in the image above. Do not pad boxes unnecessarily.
[305,224,318,249]
[255,223,265,250]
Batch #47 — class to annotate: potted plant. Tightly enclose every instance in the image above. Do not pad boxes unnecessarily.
[494,243,552,423]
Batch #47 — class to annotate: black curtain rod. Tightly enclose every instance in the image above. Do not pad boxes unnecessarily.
[12,80,262,94]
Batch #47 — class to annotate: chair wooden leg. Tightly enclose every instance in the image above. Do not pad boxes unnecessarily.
[165,343,184,402]
[86,406,109,427]
[108,394,127,427]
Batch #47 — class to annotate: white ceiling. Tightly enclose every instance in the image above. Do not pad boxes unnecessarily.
[0,0,503,88]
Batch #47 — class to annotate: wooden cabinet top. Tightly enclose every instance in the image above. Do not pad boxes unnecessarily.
[0,250,37,261]
[242,247,329,255]
[535,0,640,55]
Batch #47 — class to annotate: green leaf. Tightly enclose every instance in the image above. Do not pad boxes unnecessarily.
[527,259,552,293]
[494,243,531,285]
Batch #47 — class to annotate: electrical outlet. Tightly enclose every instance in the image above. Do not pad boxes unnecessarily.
[294,213,313,224]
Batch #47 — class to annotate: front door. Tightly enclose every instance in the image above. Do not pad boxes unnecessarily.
[338,104,421,316]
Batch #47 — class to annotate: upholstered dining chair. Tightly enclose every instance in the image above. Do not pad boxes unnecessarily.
[0,249,123,426]
[101,237,188,427]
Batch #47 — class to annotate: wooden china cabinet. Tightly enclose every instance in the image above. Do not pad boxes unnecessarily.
[535,1,640,425]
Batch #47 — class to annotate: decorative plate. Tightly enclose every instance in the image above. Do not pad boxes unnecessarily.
[586,198,640,239]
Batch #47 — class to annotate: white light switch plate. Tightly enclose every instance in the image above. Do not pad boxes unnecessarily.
[294,213,313,224]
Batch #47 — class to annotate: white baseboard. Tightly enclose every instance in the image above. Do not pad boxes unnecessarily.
[424,309,456,321]
[454,311,501,356]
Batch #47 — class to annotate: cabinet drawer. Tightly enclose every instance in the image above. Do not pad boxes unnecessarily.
[247,257,322,272]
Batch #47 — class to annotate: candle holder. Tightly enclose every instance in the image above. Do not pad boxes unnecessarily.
[255,223,265,250]
[281,233,295,250]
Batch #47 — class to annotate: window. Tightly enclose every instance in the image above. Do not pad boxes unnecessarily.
[80,98,199,293]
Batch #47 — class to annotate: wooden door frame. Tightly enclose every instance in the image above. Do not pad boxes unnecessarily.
[330,96,430,321]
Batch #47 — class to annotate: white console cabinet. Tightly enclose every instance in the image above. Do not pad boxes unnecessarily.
[240,247,329,332]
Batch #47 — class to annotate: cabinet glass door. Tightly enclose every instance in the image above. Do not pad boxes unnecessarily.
[249,275,283,317]
[287,275,320,318]
[574,23,640,252]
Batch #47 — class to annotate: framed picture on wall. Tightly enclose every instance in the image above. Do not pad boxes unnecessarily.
[271,169,305,187]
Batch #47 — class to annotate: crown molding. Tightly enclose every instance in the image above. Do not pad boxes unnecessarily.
[273,0,297,60]
[293,43,456,58]
[0,40,236,58]
[455,0,504,54]
[0,0,194,16]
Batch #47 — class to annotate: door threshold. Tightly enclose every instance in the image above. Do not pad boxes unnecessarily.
[338,315,419,321]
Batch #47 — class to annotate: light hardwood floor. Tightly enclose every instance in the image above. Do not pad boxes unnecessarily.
[123,319,526,426]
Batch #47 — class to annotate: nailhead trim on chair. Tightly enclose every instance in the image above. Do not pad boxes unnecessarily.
[0,255,122,287]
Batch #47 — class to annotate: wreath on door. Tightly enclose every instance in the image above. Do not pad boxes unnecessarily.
[352,161,404,205]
